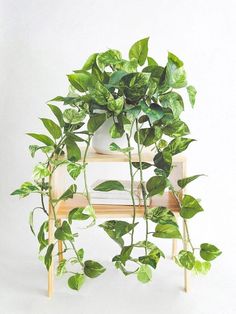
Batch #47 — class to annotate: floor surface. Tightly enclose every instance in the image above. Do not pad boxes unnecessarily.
[0,209,235,314]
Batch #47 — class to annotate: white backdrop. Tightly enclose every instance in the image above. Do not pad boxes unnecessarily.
[1,0,236,313]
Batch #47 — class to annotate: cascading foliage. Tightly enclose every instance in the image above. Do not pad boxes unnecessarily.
[12,38,221,291]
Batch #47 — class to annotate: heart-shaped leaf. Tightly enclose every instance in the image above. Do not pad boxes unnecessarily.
[180,195,204,219]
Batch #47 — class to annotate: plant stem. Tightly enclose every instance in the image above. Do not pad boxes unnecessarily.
[169,186,195,252]
[48,171,57,222]
[183,219,195,252]
[40,193,49,216]
[83,135,92,205]
[69,240,84,267]
[135,119,149,255]
[126,132,137,245]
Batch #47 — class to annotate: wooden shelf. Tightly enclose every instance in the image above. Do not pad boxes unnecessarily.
[57,192,180,218]
[82,147,152,163]
[80,147,186,163]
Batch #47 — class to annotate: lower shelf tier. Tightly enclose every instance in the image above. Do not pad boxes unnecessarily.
[57,192,180,218]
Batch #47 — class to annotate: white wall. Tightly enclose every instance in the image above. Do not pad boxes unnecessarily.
[1,0,236,305]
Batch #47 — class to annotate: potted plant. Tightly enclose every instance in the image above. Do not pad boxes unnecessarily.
[12,37,221,291]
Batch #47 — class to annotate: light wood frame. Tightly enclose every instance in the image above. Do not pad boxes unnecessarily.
[47,148,188,297]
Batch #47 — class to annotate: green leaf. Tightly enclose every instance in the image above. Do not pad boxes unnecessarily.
[147,56,158,66]
[125,105,141,119]
[121,72,150,102]
[153,150,172,175]
[40,118,62,140]
[114,261,138,276]
[109,123,124,138]
[90,81,114,105]
[84,205,96,221]
[55,221,74,241]
[177,250,195,270]
[168,52,184,67]
[168,137,195,155]
[139,248,161,269]
[108,70,127,87]
[44,244,54,271]
[100,229,124,247]
[29,145,41,158]
[200,243,222,261]
[137,265,152,283]
[107,96,124,115]
[68,273,85,291]
[67,71,94,92]
[166,52,187,88]
[82,53,98,70]
[153,224,182,239]
[96,49,121,72]
[187,85,197,108]
[134,127,161,147]
[162,120,190,138]
[116,59,138,73]
[57,259,67,276]
[63,109,86,125]
[50,95,81,105]
[91,63,108,82]
[84,260,106,278]
[99,220,138,239]
[33,163,50,180]
[77,248,84,261]
[67,163,83,180]
[134,128,152,146]
[68,207,90,224]
[94,180,125,192]
[178,174,205,189]
[132,162,152,170]
[160,92,184,118]
[129,37,149,66]
[29,210,36,235]
[59,184,77,201]
[180,194,204,219]
[119,245,133,265]
[11,182,39,198]
[146,175,167,197]
[41,146,54,155]
[147,206,177,226]
[26,133,54,146]
[109,143,133,154]
[193,260,211,275]
[65,138,81,162]
[140,100,164,122]
[66,132,85,142]
[37,221,48,252]
[87,113,107,133]
[134,241,164,255]
[157,139,168,150]
[47,104,64,127]
[138,115,149,123]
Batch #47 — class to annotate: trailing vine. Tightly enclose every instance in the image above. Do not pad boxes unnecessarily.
[12,38,221,291]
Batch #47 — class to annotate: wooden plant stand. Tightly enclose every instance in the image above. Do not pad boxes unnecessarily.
[47,149,189,297]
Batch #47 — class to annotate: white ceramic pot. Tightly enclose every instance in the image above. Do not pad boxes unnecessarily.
[92,118,130,154]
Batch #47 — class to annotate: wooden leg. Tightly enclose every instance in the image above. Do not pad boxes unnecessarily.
[183,219,190,292]
[48,217,54,298]
[58,219,63,263]
[172,213,179,259]
[172,239,177,259]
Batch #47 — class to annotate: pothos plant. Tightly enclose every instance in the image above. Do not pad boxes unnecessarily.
[12,38,221,291]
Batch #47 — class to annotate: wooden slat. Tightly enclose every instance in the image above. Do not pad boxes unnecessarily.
[85,148,153,163]
[81,147,186,163]
[57,192,180,219]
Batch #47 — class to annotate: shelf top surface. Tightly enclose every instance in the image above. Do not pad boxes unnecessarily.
[81,147,186,163]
